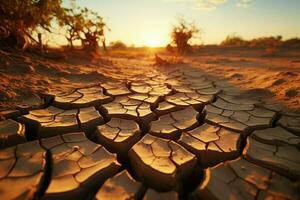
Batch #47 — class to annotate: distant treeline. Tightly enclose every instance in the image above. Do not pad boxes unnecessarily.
[220,35,300,48]
[109,35,300,51]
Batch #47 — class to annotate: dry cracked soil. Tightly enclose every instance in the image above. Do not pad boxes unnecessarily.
[0,52,299,200]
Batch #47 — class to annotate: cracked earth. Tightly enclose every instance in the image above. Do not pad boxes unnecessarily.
[0,62,299,200]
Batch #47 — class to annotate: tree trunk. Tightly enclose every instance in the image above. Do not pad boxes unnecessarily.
[102,39,107,51]
[0,31,27,49]
[68,39,74,49]
[38,33,44,52]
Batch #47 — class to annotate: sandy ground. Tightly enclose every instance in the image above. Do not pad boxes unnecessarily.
[0,47,299,111]
[186,47,300,110]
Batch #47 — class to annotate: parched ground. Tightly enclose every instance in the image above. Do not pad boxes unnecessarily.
[187,47,300,110]
[0,48,299,200]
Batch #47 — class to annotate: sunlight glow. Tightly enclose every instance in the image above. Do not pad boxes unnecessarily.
[142,35,168,47]
[52,0,300,47]
[144,39,166,47]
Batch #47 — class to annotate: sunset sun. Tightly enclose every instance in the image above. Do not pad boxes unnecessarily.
[140,33,168,47]
[144,38,166,47]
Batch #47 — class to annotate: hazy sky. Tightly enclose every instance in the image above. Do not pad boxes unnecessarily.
[65,0,300,47]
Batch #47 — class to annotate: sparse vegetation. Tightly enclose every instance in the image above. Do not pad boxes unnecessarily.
[1,1,299,56]
[249,36,282,48]
[169,17,200,55]
[154,54,183,66]
[220,34,249,47]
[281,38,300,48]
[220,34,300,49]
[58,6,83,49]
[110,41,127,50]
[0,0,107,52]
[0,0,63,49]
[59,6,108,51]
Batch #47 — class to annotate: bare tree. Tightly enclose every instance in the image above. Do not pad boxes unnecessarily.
[58,6,108,51]
[169,17,200,54]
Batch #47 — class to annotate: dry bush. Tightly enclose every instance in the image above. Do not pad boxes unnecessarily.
[220,34,300,49]
[154,54,183,66]
[249,36,282,48]
[220,34,249,47]
[169,17,200,55]
[110,41,127,50]
[282,38,300,48]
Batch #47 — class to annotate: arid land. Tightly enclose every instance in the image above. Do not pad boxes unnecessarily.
[1,47,299,111]
[0,47,299,199]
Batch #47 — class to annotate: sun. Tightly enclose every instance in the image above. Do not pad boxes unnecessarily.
[144,36,167,47]
[145,40,164,47]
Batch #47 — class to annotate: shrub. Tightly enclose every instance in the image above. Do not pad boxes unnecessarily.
[249,36,282,48]
[169,17,200,55]
[220,34,249,47]
[220,34,300,49]
[281,38,300,48]
[110,41,127,50]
